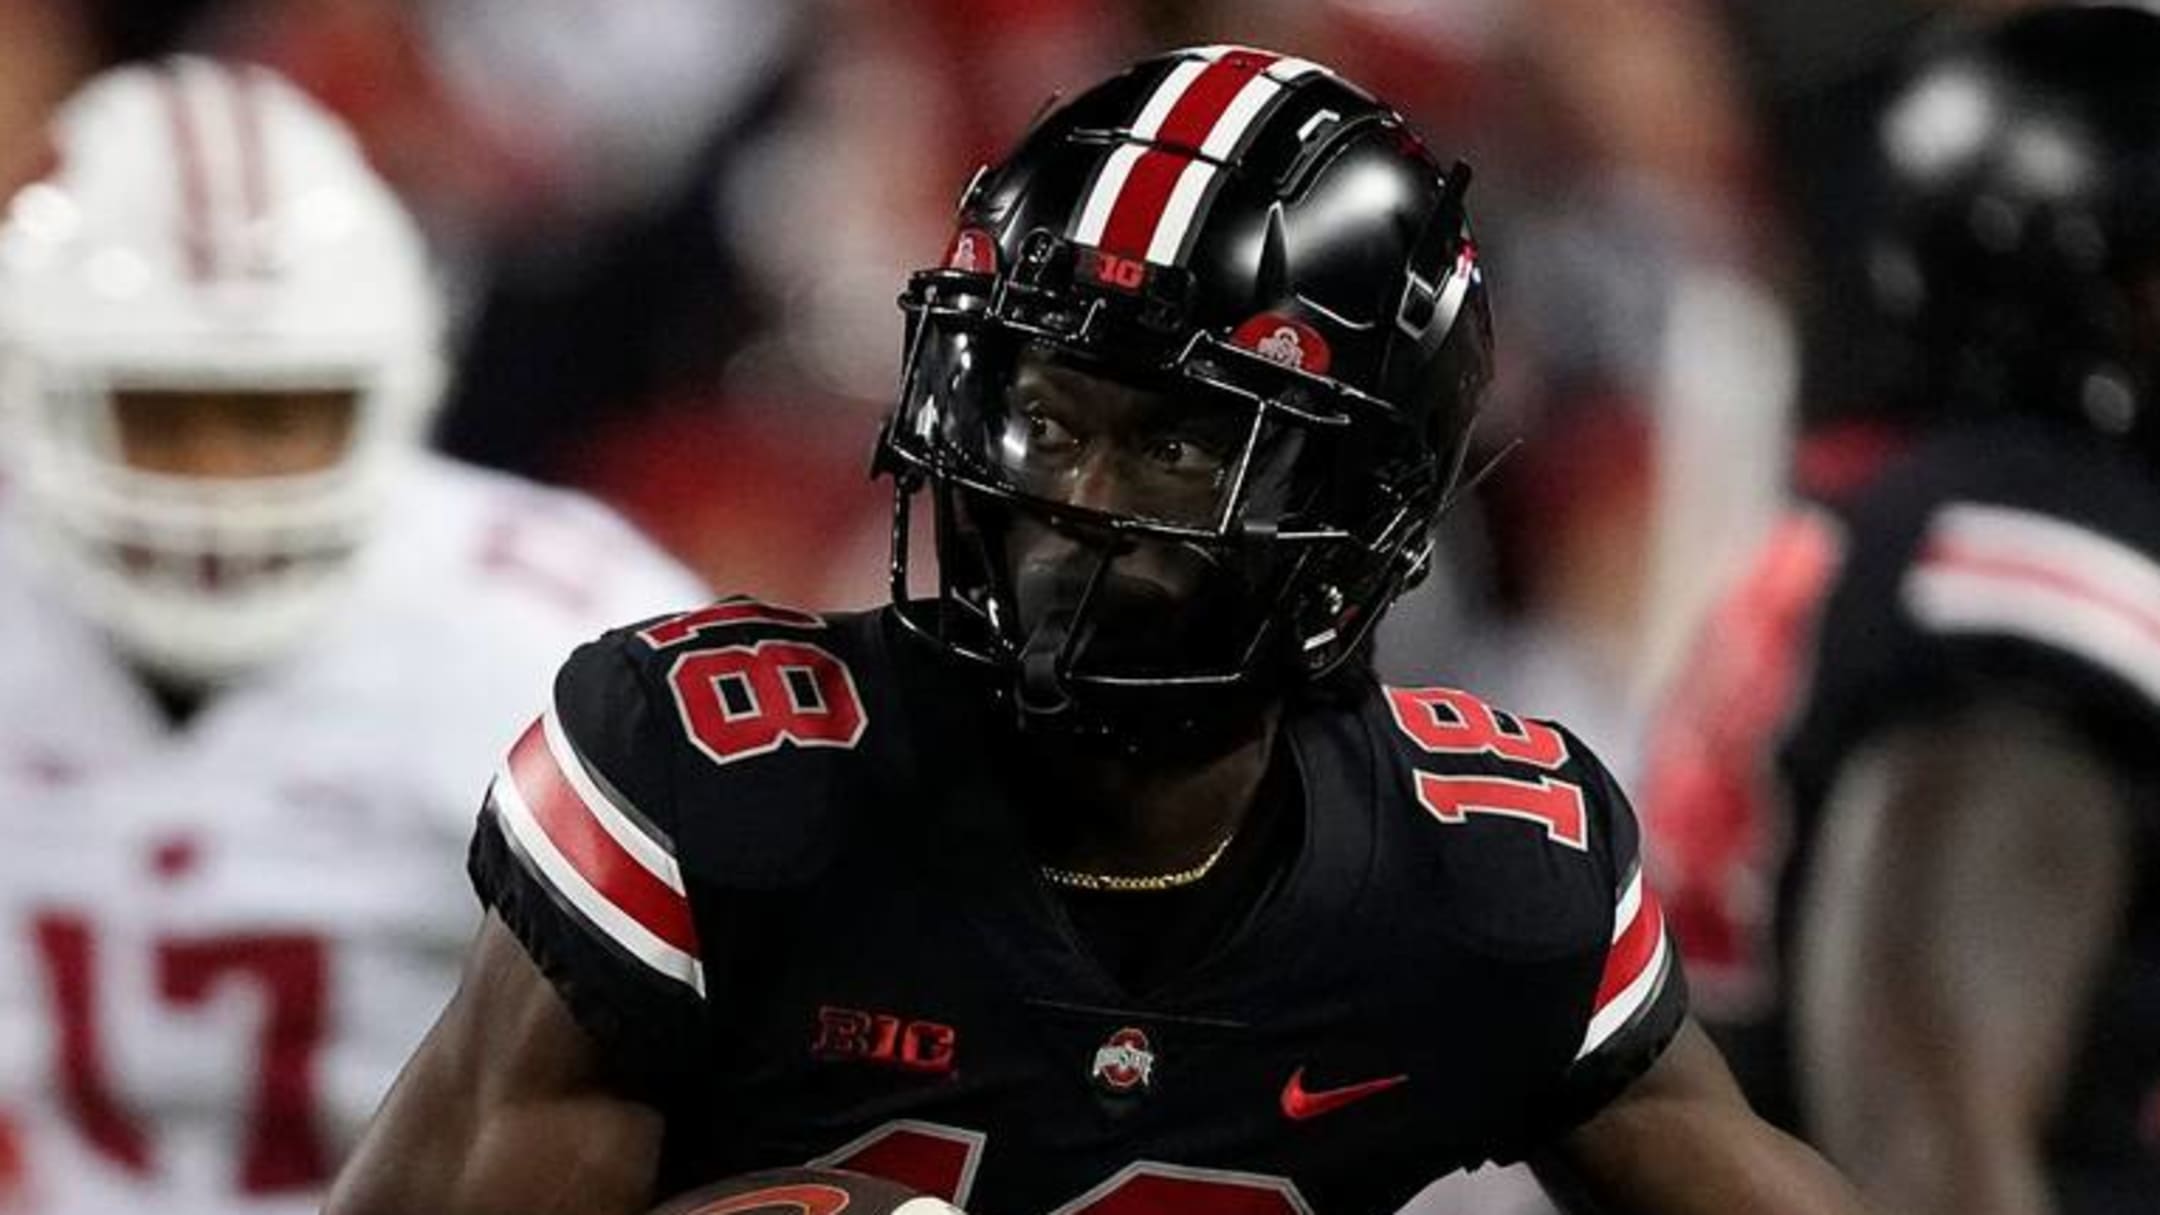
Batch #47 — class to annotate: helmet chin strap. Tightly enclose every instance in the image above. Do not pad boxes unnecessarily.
[1017,607,1077,718]
[1014,542,1115,723]
[1005,537,1282,764]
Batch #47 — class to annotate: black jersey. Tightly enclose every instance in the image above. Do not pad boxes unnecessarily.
[1642,418,2160,1212]
[468,602,1683,1215]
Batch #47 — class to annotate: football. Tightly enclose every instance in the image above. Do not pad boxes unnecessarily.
[645,1167,964,1215]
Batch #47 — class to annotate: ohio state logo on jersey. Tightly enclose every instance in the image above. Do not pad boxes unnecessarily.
[1091,1027,1155,1093]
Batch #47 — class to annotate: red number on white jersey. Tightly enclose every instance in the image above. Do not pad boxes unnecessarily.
[33,916,149,1175]
[30,914,330,1195]
[0,1106,24,1210]
[1386,685,1588,849]
[666,641,868,766]
[157,935,328,1191]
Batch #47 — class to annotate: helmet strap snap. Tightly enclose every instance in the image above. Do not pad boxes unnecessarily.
[1018,607,1078,720]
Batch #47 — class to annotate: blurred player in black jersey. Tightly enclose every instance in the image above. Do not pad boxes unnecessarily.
[1643,7,2160,1215]
[327,48,1866,1215]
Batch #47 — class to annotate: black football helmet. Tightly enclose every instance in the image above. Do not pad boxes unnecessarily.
[1867,4,2160,456]
[874,46,1491,737]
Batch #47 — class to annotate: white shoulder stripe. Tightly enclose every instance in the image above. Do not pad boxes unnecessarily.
[1905,569,2160,706]
[540,705,685,896]
[1928,503,2160,603]
[488,774,707,996]
[1611,866,1644,943]
[1905,502,2160,707]
[1576,929,1670,1060]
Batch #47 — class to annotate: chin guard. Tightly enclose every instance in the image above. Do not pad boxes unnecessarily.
[1017,607,1077,720]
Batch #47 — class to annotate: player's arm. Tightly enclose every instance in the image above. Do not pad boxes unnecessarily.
[325,913,664,1215]
[1532,1018,1871,1215]
[1791,699,2131,1215]
[335,630,715,1214]
[1518,726,1872,1214]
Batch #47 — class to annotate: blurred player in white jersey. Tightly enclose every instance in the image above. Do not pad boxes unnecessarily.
[0,57,708,1215]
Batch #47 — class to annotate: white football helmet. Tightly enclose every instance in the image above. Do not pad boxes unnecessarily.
[0,57,442,686]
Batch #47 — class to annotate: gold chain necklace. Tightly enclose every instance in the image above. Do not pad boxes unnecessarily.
[1038,829,1239,893]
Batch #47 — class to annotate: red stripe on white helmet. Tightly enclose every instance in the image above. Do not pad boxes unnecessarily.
[228,67,275,278]
[157,68,216,281]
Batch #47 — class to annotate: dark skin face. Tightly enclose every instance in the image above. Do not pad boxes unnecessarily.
[993,349,1248,670]
[989,350,1279,876]
[993,349,1245,528]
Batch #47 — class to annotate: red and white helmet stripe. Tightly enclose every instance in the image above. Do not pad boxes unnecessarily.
[1069,47,1323,268]
[155,59,275,282]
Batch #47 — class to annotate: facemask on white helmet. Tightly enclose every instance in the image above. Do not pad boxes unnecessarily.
[0,57,443,687]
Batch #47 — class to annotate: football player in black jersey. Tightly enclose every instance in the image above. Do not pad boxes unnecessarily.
[329,48,1865,1215]
[1642,7,2160,1215]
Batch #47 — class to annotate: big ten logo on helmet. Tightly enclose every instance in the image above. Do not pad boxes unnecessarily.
[812,1005,957,1076]
[1076,247,1150,293]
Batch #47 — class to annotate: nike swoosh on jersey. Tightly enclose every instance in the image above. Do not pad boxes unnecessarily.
[1279,1066,1409,1120]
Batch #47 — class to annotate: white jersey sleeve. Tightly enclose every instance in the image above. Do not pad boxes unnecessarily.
[0,457,707,1215]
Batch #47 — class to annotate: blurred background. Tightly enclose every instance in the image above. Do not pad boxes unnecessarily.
[7,0,1972,781]
[6,0,2064,778]
[0,0,2105,1212]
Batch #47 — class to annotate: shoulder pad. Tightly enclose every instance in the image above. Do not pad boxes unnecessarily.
[564,599,897,889]
[1367,683,1640,954]
[1814,426,2160,751]
[1373,684,1626,854]
[1364,683,1684,1097]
